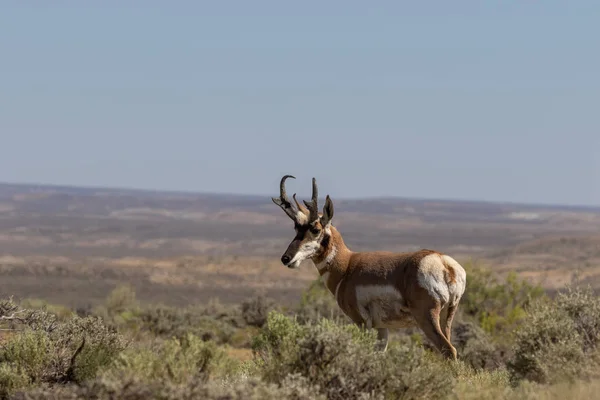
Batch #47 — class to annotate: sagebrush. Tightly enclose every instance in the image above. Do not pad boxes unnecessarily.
[3,263,600,399]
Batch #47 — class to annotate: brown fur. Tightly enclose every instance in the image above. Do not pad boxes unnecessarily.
[309,226,464,360]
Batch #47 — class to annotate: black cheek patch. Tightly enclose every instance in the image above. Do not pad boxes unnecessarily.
[320,233,330,249]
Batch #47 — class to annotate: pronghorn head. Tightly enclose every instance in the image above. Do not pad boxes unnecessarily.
[272,175,334,269]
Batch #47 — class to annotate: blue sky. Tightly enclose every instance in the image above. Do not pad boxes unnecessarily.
[1,2,599,205]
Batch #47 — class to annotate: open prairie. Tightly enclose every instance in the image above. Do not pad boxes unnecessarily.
[1,182,600,309]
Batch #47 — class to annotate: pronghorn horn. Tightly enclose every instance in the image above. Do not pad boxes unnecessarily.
[293,193,309,215]
[271,175,299,222]
[302,177,319,223]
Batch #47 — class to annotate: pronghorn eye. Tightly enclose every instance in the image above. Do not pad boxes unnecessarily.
[309,226,320,235]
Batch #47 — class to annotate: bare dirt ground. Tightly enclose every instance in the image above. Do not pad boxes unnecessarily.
[1,182,600,308]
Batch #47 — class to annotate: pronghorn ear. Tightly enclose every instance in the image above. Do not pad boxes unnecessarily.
[320,195,334,227]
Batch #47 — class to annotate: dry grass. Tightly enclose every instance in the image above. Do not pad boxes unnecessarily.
[530,380,600,400]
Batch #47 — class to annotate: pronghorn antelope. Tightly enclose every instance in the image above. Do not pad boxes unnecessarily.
[271,175,467,360]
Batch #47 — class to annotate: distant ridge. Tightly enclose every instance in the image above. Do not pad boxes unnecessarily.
[1,181,599,212]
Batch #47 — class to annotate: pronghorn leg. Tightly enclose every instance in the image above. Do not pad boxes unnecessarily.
[412,302,457,361]
[376,328,389,352]
[440,303,458,343]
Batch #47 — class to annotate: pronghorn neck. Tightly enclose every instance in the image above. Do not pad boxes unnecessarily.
[312,225,352,296]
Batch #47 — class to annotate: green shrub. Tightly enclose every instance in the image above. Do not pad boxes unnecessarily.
[507,286,600,384]
[253,311,452,400]
[19,299,73,322]
[102,333,235,384]
[554,286,600,351]
[0,330,52,384]
[92,284,141,331]
[0,363,30,399]
[251,311,306,372]
[451,319,508,371]
[461,262,546,337]
[0,298,127,397]
[12,374,323,400]
[104,284,138,315]
[10,262,600,400]
[241,294,275,328]
[137,304,241,344]
[0,297,58,334]
[54,315,127,382]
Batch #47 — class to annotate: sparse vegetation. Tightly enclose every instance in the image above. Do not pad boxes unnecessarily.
[0,297,126,398]
[460,262,546,338]
[4,183,600,312]
[2,263,600,399]
[506,286,600,384]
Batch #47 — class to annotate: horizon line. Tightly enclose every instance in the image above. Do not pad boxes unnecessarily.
[1,179,599,211]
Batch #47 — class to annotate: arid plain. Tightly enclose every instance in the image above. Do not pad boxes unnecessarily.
[2,182,600,310]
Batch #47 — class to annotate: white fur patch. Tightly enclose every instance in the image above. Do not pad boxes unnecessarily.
[288,240,320,268]
[325,245,337,264]
[355,284,408,327]
[315,244,337,272]
[441,254,467,305]
[356,284,405,303]
[295,212,308,225]
[417,254,451,304]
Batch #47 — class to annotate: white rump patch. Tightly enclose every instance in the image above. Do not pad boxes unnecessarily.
[441,254,467,304]
[417,254,451,304]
